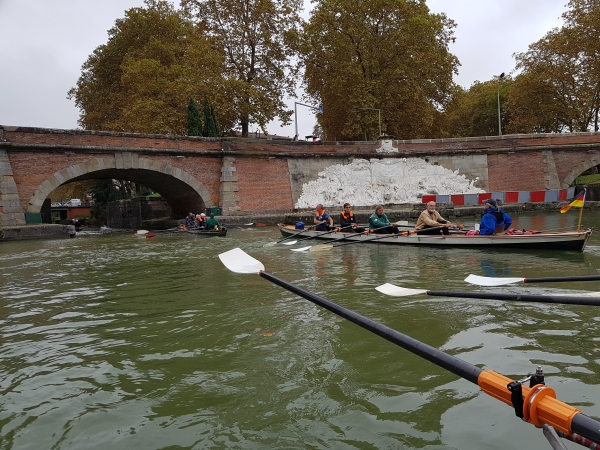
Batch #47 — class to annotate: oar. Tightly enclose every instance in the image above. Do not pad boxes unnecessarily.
[263,225,315,247]
[298,226,445,253]
[375,283,600,306]
[292,225,406,252]
[218,248,600,445]
[291,225,357,244]
[465,274,600,287]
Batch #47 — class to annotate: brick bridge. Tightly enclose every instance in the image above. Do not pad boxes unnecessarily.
[1,125,600,226]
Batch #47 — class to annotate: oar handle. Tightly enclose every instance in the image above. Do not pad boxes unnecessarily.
[259,270,482,383]
[427,290,600,306]
[525,275,600,283]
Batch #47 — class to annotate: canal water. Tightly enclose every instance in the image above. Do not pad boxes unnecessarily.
[1,212,599,449]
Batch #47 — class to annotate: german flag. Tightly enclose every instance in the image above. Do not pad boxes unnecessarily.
[560,190,585,213]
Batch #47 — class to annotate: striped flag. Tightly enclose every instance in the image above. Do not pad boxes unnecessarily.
[560,190,585,213]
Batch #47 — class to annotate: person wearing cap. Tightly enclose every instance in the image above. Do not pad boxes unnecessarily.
[480,198,512,235]
[205,213,220,230]
[196,213,207,229]
[415,201,455,235]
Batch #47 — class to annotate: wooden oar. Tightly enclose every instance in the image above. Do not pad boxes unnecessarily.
[291,225,408,252]
[300,226,445,253]
[292,225,355,244]
[375,283,600,306]
[465,274,600,287]
[218,248,600,445]
[263,225,315,247]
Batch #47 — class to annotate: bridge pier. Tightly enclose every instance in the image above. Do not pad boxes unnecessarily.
[0,150,26,226]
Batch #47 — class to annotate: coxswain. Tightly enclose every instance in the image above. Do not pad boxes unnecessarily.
[479,199,513,235]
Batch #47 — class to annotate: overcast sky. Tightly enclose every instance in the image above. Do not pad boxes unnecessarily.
[0,0,566,138]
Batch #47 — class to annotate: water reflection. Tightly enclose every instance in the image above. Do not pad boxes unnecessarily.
[1,211,599,449]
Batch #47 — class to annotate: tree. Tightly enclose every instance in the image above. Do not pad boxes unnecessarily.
[444,77,512,137]
[202,95,220,137]
[506,0,600,133]
[68,0,226,135]
[181,0,302,137]
[187,98,202,136]
[299,0,459,141]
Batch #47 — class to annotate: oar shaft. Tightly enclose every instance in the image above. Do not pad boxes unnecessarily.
[295,225,353,243]
[259,271,482,383]
[255,270,600,444]
[427,290,600,306]
[525,275,600,283]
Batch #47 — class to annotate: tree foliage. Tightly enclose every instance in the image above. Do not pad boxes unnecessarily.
[187,98,202,136]
[299,0,458,141]
[505,0,600,133]
[202,95,220,137]
[182,0,302,137]
[443,77,512,137]
[68,0,226,135]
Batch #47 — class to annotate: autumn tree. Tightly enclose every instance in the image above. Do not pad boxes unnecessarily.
[443,76,512,137]
[181,0,302,137]
[68,0,226,135]
[299,0,459,141]
[505,0,600,133]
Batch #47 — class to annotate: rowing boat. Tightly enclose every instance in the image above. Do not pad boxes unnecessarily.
[277,224,592,252]
[186,227,227,237]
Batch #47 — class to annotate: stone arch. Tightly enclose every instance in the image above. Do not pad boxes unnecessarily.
[26,156,214,217]
[562,156,600,187]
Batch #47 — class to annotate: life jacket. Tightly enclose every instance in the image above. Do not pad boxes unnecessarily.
[315,210,329,221]
[340,211,355,221]
[179,224,186,230]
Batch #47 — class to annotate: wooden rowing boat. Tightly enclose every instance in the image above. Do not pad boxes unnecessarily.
[186,227,227,237]
[277,224,592,252]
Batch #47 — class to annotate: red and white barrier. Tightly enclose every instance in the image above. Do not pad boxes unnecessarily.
[422,188,576,205]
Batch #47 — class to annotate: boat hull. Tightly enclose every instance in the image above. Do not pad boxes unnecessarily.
[277,224,591,252]
[186,228,227,237]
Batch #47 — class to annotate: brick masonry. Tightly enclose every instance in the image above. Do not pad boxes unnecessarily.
[1,125,600,227]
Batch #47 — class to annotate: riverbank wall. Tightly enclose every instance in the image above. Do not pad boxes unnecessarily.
[0,224,75,241]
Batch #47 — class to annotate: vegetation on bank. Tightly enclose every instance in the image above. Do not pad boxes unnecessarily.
[68,0,600,141]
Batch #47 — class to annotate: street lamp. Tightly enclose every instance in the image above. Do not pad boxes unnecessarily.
[497,72,505,136]
[353,107,381,140]
[294,102,322,140]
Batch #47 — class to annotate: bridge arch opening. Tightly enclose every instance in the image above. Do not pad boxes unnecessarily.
[27,157,214,219]
[563,157,600,187]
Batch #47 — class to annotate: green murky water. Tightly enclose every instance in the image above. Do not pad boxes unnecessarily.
[1,212,599,449]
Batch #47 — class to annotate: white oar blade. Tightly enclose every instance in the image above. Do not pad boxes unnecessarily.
[136,229,149,235]
[244,223,254,226]
[464,274,525,287]
[219,248,264,274]
[281,240,297,245]
[291,246,312,252]
[375,283,428,297]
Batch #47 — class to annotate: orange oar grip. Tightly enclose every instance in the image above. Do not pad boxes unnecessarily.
[478,370,581,434]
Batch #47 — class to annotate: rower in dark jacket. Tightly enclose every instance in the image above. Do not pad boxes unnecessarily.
[339,203,365,233]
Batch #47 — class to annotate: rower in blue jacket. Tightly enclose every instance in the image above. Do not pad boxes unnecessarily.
[480,198,512,235]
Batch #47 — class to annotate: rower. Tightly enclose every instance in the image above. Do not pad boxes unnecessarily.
[369,205,400,234]
[339,203,365,233]
[480,199,512,235]
[205,213,220,230]
[314,204,334,231]
[415,201,454,235]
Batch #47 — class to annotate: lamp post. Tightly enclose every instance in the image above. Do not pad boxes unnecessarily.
[353,107,381,140]
[294,102,322,140]
[497,72,505,136]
